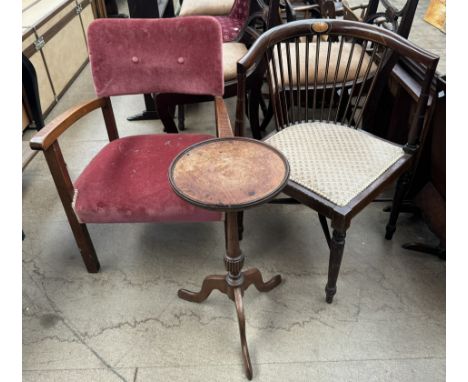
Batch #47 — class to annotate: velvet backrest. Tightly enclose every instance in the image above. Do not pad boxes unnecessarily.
[87,17,224,97]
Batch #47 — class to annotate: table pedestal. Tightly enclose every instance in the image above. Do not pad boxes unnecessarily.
[178,212,282,380]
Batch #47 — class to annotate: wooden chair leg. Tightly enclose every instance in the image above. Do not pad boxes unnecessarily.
[318,213,331,249]
[248,89,262,140]
[385,172,411,240]
[44,143,101,273]
[69,221,101,273]
[325,229,346,303]
[155,94,178,133]
[259,99,274,132]
[178,105,185,131]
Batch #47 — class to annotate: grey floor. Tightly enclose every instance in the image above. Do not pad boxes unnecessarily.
[22,2,445,381]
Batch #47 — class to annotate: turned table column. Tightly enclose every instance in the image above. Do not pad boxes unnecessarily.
[169,137,289,380]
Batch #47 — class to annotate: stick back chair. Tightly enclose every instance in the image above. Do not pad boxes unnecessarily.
[235,19,438,302]
[30,17,234,273]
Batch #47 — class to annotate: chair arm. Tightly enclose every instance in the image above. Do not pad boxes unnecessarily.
[215,96,234,138]
[30,97,108,151]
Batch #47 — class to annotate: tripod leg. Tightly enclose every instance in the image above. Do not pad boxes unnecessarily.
[234,288,253,380]
[178,275,227,303]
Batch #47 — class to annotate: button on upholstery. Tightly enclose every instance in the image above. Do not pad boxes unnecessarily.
[132,56,139,63]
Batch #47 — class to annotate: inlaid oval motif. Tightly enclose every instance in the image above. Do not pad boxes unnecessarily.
[311,22,329,33]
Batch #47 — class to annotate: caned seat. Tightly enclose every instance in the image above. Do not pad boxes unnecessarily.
[272,42,377,85]
[265,122,404,206]
[73,134,221,224]
[223,42,248,81]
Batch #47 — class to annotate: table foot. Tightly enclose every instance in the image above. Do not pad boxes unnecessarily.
[178,275,227,303]
[126,110,160,121]
[234,288,253,380]
[243,268,282,293]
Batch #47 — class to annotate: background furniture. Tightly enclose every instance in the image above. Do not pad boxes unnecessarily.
[400,75,446,259]
[156,0,281,137]
[236,19,438,303]
[285,0,420,39]
[22,0,97,119]
[125,0,178,121]
[179,0,234,16]
[424,0,445,32]
[169,137,289,380]
[29,17,231,272]
[23,54,46,241]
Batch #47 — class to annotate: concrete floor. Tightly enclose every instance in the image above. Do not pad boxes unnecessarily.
[22,3,445,381]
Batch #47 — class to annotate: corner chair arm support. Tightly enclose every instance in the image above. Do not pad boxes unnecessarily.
[215,97,234,138]
[30,97,117,151]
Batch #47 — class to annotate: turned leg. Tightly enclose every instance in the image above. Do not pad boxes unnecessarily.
[385,172,411,240]
[325,229,346,303]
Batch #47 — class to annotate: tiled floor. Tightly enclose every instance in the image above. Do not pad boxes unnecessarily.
[22,2,445,381]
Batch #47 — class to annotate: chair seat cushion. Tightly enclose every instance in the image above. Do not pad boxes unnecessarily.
[73,134,222,224]
[272,42,377,86]
[223,42,248,81]
[215,16,244,42]
[265,122,405,206]
[179,0,235,16]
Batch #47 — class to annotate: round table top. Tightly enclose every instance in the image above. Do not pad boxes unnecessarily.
[169,137,290,211]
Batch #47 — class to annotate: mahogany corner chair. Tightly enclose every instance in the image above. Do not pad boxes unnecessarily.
[235,19,438,302]
[157,0,281,139]
[29,17,235,273]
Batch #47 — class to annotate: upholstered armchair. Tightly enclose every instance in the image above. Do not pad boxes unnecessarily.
[29,17,234,272]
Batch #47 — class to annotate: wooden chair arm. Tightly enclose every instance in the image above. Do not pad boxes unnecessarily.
[215,97,234,138]
[30,97,108,151]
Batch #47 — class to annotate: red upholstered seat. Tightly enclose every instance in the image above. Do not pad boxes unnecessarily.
[73,134,222,224]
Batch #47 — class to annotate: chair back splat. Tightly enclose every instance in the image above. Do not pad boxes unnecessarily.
[237,19,438,151]
[87,17,224,97]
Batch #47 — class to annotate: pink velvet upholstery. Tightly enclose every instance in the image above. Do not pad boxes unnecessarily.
[215,0,250,42]
[74,134,222,223]
[87,17,224,97]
